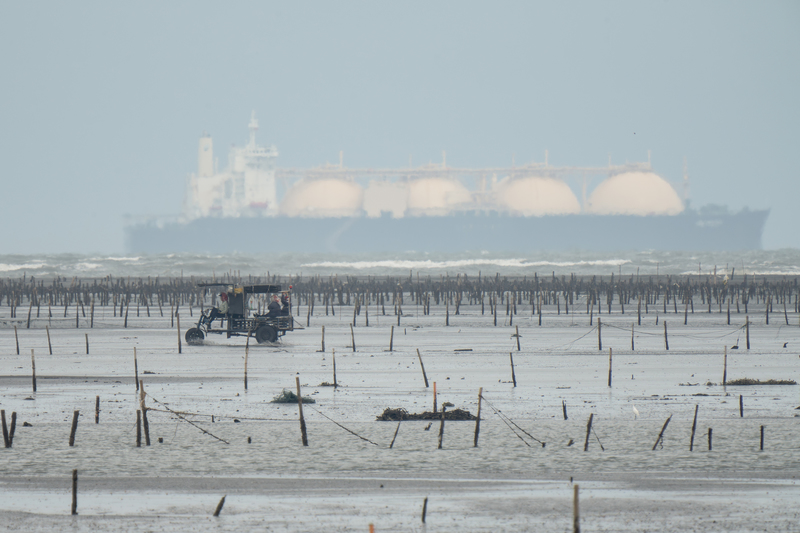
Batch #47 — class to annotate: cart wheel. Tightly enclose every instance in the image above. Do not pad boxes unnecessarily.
[185,328,205,345]
[255,325,278,344]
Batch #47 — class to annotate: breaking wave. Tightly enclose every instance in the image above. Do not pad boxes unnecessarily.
[300,259,631,270]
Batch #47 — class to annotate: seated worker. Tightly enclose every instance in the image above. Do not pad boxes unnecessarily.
[266,294,282,318]
[280,293,291,315]
[206,292,229,328]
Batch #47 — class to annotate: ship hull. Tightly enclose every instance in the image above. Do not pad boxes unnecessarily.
[125,209,769,254]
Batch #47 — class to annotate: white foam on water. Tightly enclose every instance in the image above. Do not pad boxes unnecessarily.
[0,262,47,272]
[300,258,632,270]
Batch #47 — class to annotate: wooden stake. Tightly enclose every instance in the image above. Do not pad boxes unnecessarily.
[332,348,337,388]
[134,347,139,392]
[515,325,521,351]
[739,394,743,417]
[296,377,309,446]
[389,325,394,352]
[44,325,52,355]
[652,414,673,450]
[176,311,182,354]
[416,349,429,388]
[562,400,568,420]
[350,324,356,352]
[139,380,150,446]
[583,413,593,452]
[509,352,517,387]
[689,404,698,451]
[320,325,325,352]
[437,406,446,449]
[664,321,669,350]
[213,495,226,517]
[31,349,36,393]
[95,395,99,424]
[14,326,19,355]
[597,317,602,351]
[474,387,482,447]
[389,420,401,448]
[760,425,764,451]
[85,333,89,355]
[433,382,437,413]
[723,346,727,385]
[573,484,580,533]
[244,328,251,391]
[8,412,15,447]
[746,315,750,349]
[136,410,142,447]
[421,497,428,524]
[69,410,79,446]
[71,469,78,515]
[631,323,634,351]
[1,410,9,448]
[708,427,713,451]
[607,347,612,387]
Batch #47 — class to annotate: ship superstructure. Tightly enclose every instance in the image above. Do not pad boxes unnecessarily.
[183,112,279,219]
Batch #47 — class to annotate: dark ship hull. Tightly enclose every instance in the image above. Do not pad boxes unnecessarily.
[125,207,769,253]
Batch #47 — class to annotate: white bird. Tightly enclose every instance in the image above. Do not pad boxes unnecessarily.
[632,405,640,420]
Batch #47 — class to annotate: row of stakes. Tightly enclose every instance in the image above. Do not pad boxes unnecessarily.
[41,468,589,532]
[1,372,767,452]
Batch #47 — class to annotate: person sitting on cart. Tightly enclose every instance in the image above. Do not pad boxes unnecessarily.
[280,293,290,315]
[265,294,282,318]
[206,292,229,328]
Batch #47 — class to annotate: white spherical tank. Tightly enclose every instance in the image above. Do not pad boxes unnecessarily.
[279,179,364,217]
[495,176,580,215]
[407,178,471,215]
[587,172,684,215]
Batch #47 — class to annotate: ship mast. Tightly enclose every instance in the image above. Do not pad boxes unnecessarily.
[248,110,258,148]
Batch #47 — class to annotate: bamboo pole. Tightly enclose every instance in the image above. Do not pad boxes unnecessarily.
[573,484,580,533]
[473,387,482,447]
[71,469,78,515]
[213,495,226,517]
[296,377,309,446]
[652,414,673,450]
[139,380,150,446]
[68,410,79,446]
[416,349,429,388]
[583,413,593,452]
[31,349,36,393]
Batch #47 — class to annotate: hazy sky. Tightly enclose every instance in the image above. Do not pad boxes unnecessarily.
[1,1,797,253]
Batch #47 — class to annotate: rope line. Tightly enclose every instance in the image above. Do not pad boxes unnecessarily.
[145,393,230,444]
[306,405,379,446]
[481,395,545,447]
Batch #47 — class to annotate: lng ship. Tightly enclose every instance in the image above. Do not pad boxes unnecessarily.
[124,114,769,253]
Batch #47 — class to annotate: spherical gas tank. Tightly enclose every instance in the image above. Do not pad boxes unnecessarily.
[495,176,580,216]
[587,172,683,215]
[407,178,471,215]
[279,179,364,217]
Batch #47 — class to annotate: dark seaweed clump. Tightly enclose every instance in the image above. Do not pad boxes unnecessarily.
[725,378,797,386]
[376,407,476,421]
[270,389,316,403]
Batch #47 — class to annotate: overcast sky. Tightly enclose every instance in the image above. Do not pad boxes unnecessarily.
[0,1,797,253]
